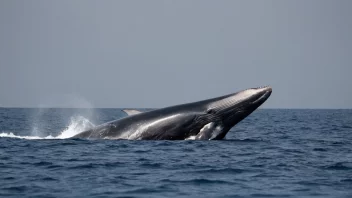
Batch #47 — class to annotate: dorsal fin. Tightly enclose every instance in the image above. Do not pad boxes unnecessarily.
[122,109,143,116]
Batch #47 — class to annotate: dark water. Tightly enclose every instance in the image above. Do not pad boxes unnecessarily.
[1,108,352,198]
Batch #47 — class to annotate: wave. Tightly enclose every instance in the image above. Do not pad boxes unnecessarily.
[0,116,94,140]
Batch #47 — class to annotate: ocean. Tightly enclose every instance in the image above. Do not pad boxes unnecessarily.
[0,108,351,198]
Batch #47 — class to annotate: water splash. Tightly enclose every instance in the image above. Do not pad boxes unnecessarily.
[57,116,94,139]
[0,116,94,140]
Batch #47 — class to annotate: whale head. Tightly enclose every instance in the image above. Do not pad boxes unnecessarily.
[192,86,272,140]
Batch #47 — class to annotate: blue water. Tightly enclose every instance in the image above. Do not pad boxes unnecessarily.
[1,108,352,198]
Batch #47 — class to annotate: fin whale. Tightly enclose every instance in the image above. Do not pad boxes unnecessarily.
[73,86,272,140]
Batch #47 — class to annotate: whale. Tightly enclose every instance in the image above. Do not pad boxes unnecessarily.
[72,86,272,140]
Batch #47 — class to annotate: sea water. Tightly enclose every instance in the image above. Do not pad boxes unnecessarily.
[1,108,351,197]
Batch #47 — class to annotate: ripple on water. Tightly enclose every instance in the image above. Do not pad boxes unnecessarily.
[160,178,234,185]
[312,147,328,152]
[324,162,352,170]
[186,167,248,174]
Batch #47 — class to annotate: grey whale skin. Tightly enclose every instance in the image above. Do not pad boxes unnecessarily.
[73,86,272,140]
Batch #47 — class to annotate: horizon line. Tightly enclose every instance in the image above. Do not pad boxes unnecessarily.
[0,107,351,110]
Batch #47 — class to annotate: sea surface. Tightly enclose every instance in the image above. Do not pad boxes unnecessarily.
[0,108,352,198]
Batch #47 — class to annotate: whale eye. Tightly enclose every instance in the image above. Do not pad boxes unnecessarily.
[207,109,215,114]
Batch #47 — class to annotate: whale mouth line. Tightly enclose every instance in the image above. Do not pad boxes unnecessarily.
[252,90,271,104]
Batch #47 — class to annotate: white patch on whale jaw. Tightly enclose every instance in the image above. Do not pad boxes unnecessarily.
[196,122,216,140]
[185,122,224,140]
[185,122,214,140]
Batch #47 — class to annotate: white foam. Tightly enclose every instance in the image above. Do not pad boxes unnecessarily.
[185,135,196,140]
[0,116,95,140]
[57,116,94,139]
[0,132,55,139]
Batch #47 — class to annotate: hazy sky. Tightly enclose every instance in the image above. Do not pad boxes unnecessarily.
[0,0,351,108]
